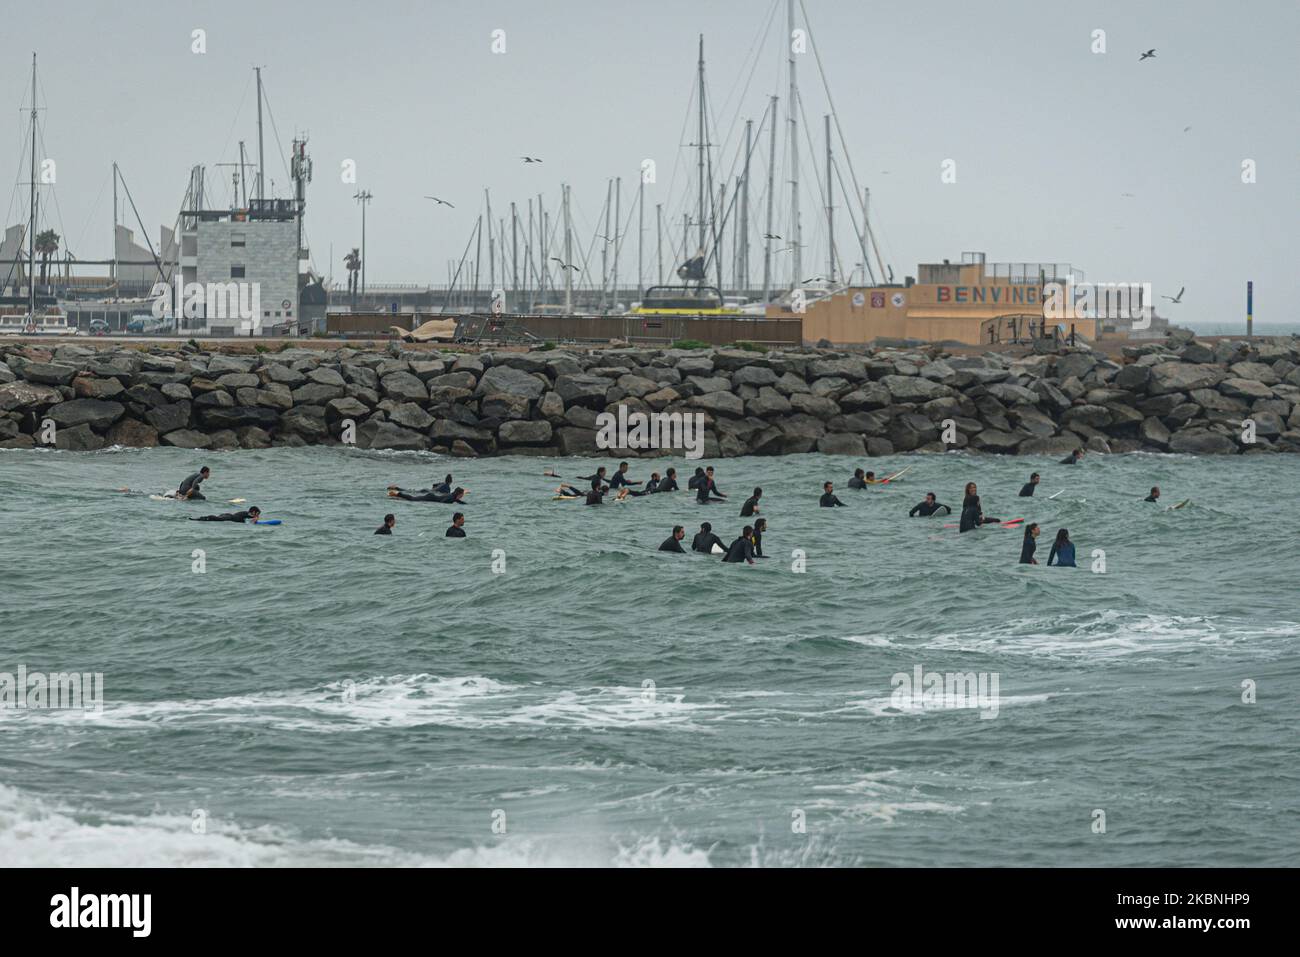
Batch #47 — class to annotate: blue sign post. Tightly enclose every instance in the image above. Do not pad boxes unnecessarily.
[1247,281,1253,337]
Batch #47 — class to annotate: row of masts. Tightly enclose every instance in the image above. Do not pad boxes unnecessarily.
[419,0,889,313]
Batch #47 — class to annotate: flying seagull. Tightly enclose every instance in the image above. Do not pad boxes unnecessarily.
[1161,286,1185,304]
[521,156,543,164]
[1139,49,1156,60]
[549,256,581,272]
[1121,192,1136,198]
[1183,125,1192,133]
[763,232,781,240]
[424,196,455,208]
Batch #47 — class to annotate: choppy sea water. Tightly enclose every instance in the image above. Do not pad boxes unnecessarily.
[1,446,1297,867]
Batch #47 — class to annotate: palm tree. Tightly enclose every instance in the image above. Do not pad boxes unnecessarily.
[344,248,361,310]
[35,229,60,285]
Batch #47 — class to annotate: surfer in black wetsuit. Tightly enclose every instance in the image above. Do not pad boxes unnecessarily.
[655,468,680,492]
[722,526,757,565]
[446,512,466,537]
[819,481,846,507]
[389,486,466,504]
[740,487,762,516]
[176,467,210,500]
[1019,523,1040,564]
[752,517,767,558]
[687,467,707,490]
[1019,472,1040,497]
[191,506,260,523]
[375,513,396,535]
[696,467,725,503]
[432,474,453,494]
[608,462,641,489]
[909,492,951,517]
[586,485,618,505]
[1060,448,1085,465]
[658,525,687,552]
[848,468,868,490]
[577,467,608,489]
[691,522,725,554]
[959,482,1000,532]
[626,472,661,496]
[1145,486,1160,503]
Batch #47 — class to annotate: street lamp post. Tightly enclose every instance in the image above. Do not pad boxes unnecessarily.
[353,190,373,297]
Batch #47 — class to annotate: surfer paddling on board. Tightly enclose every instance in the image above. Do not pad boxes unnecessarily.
[190,506,261,523]
[1145,486,1161,503]
[1019,473,1040,497]
[1019,523,1040,564]
[388,486,466,504]
[819,481,847,507]
[909,492,952,517]
[375,514,396,535]
[692,522,725,555]
[959,482,1001,532]
[658,526,687,553]
[721,526,758,565]
[577,467,608,489]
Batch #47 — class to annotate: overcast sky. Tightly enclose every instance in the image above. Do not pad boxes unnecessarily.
[3,0,1296,330]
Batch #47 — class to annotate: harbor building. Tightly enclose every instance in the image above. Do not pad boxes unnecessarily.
[785,253,1101,346]
[177,199,302,335]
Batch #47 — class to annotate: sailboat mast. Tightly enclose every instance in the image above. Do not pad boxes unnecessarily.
[111,161,118,284]
[762,95,778,302]
[696,35,706,255]
[562,184,573,315]
[28,53,37,318]
[741,118,752,293]
[825,113,834,284]
[255,67,265,201]
[787,0,800,291]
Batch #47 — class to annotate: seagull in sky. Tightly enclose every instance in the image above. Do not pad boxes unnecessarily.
[424,196,455,208]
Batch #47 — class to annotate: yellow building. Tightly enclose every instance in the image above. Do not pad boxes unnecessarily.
[784,252,1099,347]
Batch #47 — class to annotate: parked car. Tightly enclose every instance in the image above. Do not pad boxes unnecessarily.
[88,318,111,336]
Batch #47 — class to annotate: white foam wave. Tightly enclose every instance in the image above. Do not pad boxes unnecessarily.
[0,784,712,867]
[6,675,713,733]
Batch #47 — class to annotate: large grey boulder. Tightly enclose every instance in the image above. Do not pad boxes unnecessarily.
[554,374,612,407]
[881,375,948,402]
[161,428,213,449]
[381,371,431,402]
[498,420,553,445]
[690,391,744,417]
[1148,362,1225,395]
[21,362,78,386]
[1168,428,1238,454]
[48,399,125,430]
[475,365,545,400]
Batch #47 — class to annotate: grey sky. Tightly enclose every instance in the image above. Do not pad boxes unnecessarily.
[4,0,1296,330]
